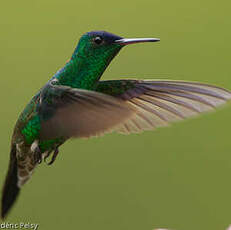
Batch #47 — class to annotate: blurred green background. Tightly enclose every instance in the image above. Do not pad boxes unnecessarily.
[1,0,231,229]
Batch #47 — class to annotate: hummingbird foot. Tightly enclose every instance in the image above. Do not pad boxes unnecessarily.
[43,150,52,164]
[44,147,59,166]
[31,140,42,164]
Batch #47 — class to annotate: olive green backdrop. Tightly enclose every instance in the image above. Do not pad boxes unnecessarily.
[1,0,231,230]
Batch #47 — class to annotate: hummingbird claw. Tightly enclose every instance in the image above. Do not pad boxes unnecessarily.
[46,148,59,166]
[44,151,52,164]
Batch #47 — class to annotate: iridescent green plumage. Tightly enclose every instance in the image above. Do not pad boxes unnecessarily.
[2,31,231,219]
[14,32,124,153]
[56,32,122,89]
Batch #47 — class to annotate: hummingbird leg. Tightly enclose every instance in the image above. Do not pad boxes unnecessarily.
[44,147,59,166]
[31,140,42,164]
[47,147,59,166]
[43,150,53,164]
[34,147,42,164]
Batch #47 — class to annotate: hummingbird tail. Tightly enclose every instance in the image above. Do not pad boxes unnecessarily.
[1,145,20,219]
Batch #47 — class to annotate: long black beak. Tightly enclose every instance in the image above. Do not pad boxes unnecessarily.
[115,37,160,45]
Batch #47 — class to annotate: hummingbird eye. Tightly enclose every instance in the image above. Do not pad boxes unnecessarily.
[93,36,103,45]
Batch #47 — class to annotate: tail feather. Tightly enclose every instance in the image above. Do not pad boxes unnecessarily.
[1,145,20,219]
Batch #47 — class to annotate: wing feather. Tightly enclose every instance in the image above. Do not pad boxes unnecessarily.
[96,80,231,134]
[39,83,134,139]
[40,80,231,138]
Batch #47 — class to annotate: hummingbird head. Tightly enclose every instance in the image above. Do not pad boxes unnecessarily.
[72,31,123,62]
[72,31,160,61]
[69,31,160,88]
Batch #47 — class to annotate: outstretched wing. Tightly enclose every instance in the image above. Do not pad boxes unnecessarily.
[95,80,231,134]
[38,82,134,139]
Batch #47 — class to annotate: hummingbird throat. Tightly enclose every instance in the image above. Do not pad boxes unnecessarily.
[54,45,122,90]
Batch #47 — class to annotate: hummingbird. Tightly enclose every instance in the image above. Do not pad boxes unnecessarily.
[2,31,231,219]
